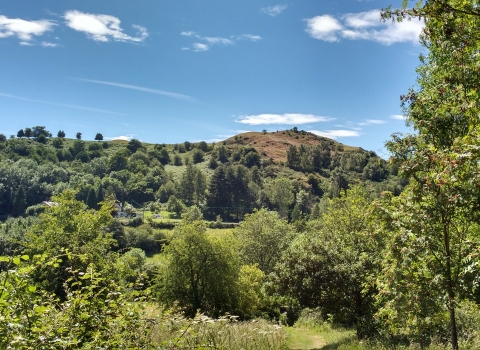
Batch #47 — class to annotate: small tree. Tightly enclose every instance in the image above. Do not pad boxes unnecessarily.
[57,130,65,138]
[36,134,47,144]
[76,132,82,140]
[24,128,32,138]
[17,129,25,138]
[155,220,239,317]
[192,149,204,164]
[127,139,142,153]
[95,133,104,141]
[166,195,185,216]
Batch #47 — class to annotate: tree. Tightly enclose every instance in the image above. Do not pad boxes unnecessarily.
[17,129,25,138]
[32,126,51,138]
[57,130,65,138]
[76,132,82,140]
[154,220,239,317]
[379,2,480,348]
[198,141,208,151]
[166,195,185,216]
[24,190,114,297]
[12,186,27,216]
[192,149,204,164]
[273,187,383,337]
[36,134,47,144]
[127,139,142,153]
[86,187,97,209]
[95,133,104,141]
[24,128,32,138]
[235,208,294,275]
[265,178,294,218]
[0,134,6,142]
[287,145,300,169]
[178,164,197,206]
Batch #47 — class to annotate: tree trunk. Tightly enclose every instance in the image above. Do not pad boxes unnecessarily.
[449,306,458,350]
[443,217,458,350]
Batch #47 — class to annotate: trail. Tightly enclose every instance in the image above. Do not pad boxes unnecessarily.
[286,327,326,350]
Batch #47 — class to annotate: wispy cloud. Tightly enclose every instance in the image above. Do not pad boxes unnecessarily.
[358,119,387,125]
[105,134,135,141]
[391,114,406,120]
[181,31,261,51]
[261,5,288,17]
[236,113,333,125]
[234,34,262,42]
[0,15,56,42]
[0,92,124,115]
[41,41,57,48]
[310,129,360,139]
[72,78,195,102]
[64,10,148,43]
[305,10,424,45]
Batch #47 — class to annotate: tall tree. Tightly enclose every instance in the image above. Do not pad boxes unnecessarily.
[17,129,25,138]
[57,130,65,138]
[76,132,82,140]
[95,133,103,141]
[380,2,480,348]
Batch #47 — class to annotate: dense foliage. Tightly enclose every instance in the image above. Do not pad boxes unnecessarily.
[4,1,480,348]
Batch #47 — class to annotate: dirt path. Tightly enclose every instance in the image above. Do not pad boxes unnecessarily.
[285,327,327,350]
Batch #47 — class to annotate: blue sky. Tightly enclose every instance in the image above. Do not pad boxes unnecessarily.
[0,1,423,155]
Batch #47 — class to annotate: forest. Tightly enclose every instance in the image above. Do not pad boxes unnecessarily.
[2,0,480,349]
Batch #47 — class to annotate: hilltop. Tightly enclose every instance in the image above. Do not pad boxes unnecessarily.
[222,130,358,163]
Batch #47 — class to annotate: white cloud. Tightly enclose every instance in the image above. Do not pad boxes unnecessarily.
[236,113,333,125]
[305,15,343,42]
[72,78,195,102]
[193,43,209,52]
[64,10,148,43]
[391,114,406,120]
[203,36,233,45]
[261,5,288,17]
[310,129,360,139]
[19,41,33,46]
[0,92,124,115]
[0,15,55,41]
[41,41,57,48]
[182,31,260,51]
[105,134,135,141]
[305,10,424,45]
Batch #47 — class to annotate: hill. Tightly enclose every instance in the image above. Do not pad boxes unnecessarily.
[223,130,358,163]
[0,127,406,221]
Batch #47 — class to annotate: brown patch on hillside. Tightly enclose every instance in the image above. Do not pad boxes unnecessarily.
[224,131,359,162]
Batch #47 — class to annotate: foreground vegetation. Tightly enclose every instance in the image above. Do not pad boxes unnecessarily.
[3,1,480,349]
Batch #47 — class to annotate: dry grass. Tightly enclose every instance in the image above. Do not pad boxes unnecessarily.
[148,311,287,350]
[223,131,358,162]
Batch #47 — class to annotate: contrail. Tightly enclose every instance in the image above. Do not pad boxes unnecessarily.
[71,78,195,102]
[0,92,125,115]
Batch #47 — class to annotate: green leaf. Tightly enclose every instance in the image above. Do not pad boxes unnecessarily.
[20,255,29,261]
[12,257,20,265]
[402,0,408,8]
[28,285,37,293]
